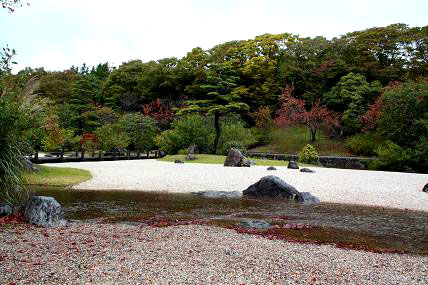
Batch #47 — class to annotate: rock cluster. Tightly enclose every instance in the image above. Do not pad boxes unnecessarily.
[224,148,251,167]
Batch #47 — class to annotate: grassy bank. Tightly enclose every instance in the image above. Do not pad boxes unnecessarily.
[250,126,350,156]
[159,154,304,167]
[23,165,92,187]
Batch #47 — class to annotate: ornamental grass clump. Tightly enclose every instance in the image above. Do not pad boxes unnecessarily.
[0,77,40,206]
[298,144,319,165]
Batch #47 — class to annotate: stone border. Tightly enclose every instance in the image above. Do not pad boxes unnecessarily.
[247,152,376,169]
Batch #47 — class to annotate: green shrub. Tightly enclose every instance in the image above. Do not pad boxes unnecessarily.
[298,144,319,164]
[369,141,412,171]
[178,148,188,155]
[156,114,213,154]
[218,120,256,154]
[346,133,384,157]
[222,141,246,155]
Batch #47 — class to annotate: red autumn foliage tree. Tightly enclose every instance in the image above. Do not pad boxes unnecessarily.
[275,85,339,142]
[361,95,383,132]
[250,106,273,129]
[143,99,175,130]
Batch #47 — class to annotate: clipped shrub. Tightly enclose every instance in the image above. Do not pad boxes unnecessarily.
[218,120,256,154]
[178,148,188,155]
[222,141,246,155]
[346,133,384,157]
[298,144,319,164]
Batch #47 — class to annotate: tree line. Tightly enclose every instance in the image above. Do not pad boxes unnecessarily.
[1,23,427,173]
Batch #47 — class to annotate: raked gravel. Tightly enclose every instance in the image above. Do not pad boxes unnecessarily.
[1,223,427,285]
[45,160,428,212]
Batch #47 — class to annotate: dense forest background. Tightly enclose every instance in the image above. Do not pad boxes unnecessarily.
[1,23,427,172]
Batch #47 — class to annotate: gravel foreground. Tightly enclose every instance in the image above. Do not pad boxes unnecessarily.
[1,223,427,285]
[45,160,428,212]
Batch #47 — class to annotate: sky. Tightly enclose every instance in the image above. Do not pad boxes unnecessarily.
[1,0,427,72]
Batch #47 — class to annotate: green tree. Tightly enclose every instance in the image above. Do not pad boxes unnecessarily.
[95,124,130,157]
[324,72,379,135]
[156,114,213,154]
[179,63,249,153]
[119,113,159,157]
[378,80,428,147]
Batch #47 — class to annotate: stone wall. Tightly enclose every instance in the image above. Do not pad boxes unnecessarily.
[247,152,375,169]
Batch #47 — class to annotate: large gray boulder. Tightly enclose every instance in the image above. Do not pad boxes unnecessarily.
[224,148,250,167]
[243,175,320,204]
[0,203,12,216]
[24,196,66,227]
[243,175,300,199]
[287,161,299,169]
[186,144,198,161]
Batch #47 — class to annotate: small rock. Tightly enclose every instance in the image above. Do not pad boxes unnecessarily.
[0,203,12,216]
[296,192,320,204]
[24,196,66,227]
[267,166,277,171]
[287,161,299,169]
[300,168,315,173]
[423,183,428,193]
[239,220,271,229]
[191,191,242,198]
[174,159,184,164]
[20,156,39,172]
[242,160,251,167]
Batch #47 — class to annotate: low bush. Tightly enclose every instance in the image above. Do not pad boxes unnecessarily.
[369,141,412,172]
[346,133,384,157]
[218,120,256,154]
[298,144,319,164]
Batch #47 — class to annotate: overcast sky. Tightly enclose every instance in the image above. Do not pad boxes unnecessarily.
[1,0,427,72]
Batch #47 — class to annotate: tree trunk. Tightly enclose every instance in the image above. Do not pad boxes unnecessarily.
[212,112,221,154]
[310,128,317,142]
[147,151,150,158]
[81,150,85,160]
[137,151,141,159]
[34,151,39,162]
[99,150,102,160]
[60,147,64,161]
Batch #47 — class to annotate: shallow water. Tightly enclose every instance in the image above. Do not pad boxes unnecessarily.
[35,187,428,255]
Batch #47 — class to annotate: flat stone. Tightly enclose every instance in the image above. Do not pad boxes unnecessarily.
[300,168,315,173]
[174,159,184,164]
[24,196,66,227]
[267,166,277,171]
[191,191,242,198]
[239,220,271,229]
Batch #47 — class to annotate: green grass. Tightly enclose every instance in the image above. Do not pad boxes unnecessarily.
[250,126,351,156]
[159,154,308,167]
[23,165,92,187]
